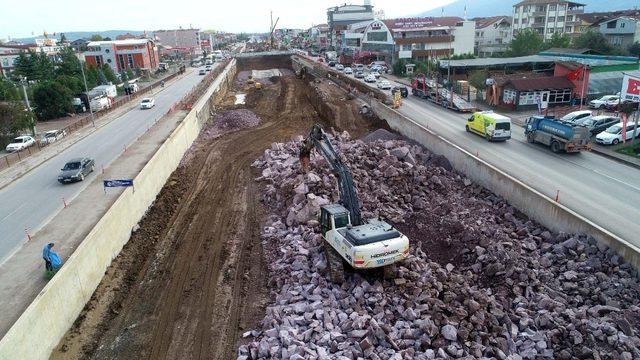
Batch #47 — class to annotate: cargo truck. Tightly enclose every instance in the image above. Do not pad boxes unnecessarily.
[525,116,591,153]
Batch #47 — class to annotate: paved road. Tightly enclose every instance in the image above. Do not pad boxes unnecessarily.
[0,67,208,264]
[328,63,640,244]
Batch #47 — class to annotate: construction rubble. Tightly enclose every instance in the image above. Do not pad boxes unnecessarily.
[241,130,640,359]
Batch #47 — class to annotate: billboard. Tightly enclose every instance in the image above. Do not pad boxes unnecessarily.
[621,74,640,103]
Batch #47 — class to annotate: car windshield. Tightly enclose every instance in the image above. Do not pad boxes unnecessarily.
[13,138,25,143]
[45,133,56,138]
[142,99,151,103]
[63,162,81,170]
[496,122,511,131]
[581,119,595,126]
[606,125,622,134]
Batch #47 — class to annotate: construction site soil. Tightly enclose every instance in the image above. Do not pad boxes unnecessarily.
[51,57,381,360]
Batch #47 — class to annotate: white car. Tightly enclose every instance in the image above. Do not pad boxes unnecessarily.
[589,95,618,109]
[377,80,392,90]
[344,67,353,74]
[364,74,377,83]
[560,110,592,123]
[335,64,345,71]
[205,65,212,71]
[595,122,640,145]
[370,70,381,79]
[5,136,35,152]
[140,98,155,109]
[41,130,67,144]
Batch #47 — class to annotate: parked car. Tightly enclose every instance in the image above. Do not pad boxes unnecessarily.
[604,97,621,110]
[140,98,155,109]
[335,64,345,71]
[5,135,35,152]
[577,115,620,137]
[560,110,592,123]
[364,74,377,83]
[58,157,95,183]
[354,71,365,79]
[589,95,619,109]
[344,67,353,74]
[377,80,392,90]
[328,61,337,67]
[595,122,640,145]
[370,70,381,78]
[205,65,212,71]
[41,130,67,145]
[354,64,365,72]
[392,86,408,98]
[198,69,206,75]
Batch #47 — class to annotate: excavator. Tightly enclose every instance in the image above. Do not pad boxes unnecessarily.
[300,124,410,283]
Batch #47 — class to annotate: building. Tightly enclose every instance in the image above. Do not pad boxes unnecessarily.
[309,24,329,50]
[597,16,640,48]
[69,38,89,51]
[153,28,201,55]
[0,45,30,77]
[84,39,159,73]
[511,0,586,40]
[383,17,476,61]
[327,2,375,49]
[473,16,512,57]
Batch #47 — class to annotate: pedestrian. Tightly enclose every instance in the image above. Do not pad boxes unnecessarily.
[42,243,62,276]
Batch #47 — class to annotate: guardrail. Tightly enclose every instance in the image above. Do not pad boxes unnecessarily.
[0,70,183,173]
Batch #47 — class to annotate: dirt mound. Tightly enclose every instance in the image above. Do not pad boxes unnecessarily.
[244,133,640,359]
[207,109,261,137]
[362,128,401,143]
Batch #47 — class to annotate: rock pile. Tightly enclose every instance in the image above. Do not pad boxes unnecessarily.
[204,109,261,140]
[242,131,640,359]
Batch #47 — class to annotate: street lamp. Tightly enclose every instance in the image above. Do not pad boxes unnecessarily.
[79,59,96,127]
[19,77,36,136]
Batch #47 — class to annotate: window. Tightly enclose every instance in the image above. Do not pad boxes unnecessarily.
[548,89,572,103]
[127,53,134,68]
[566,15,573,21]
[535,5,545,12]
[523,6,530,12]
[621,23,626,28]
[513,18,519,24]
[118,54,126,69]
[607,21,617,29]
[105,49,110,53]
[557,16,565,22]
[367,31,387,42]
[566,26,572,32]
[522,18,529,24]
[549,4,556,11]
[107,59,112,63]
[95,56,102,66]
[548,17,556,22]
[503,89,517,104]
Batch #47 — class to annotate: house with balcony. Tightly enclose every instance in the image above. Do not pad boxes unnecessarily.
[511,0,585,40]
[473,16,512,57]
[597,16,640,48]
[84,39,159,73]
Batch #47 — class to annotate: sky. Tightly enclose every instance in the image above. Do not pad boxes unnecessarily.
[1,0,455,39]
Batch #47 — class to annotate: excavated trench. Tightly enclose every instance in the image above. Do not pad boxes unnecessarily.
[50,55,383,360]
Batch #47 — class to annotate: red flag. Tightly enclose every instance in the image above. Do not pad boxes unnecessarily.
[627,78,640,96]
[566,66,583,81]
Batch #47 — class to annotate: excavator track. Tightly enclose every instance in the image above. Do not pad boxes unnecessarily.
[323,242,345,284]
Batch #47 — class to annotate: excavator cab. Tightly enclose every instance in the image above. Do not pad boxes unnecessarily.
[319,204,351,236]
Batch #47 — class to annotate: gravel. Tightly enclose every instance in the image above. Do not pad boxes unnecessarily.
[241,130,640,359]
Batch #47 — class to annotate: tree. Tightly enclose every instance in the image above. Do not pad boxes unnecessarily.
[56,47,82,77]
[101,64,117,84]
[13,51,37,80]
[573,30,613,54]
[126,68,134,80]
[32,81,73,120]
[392,59,407,76]
[60,33,67,42]
[546,32,570,49]
[55,74,84,94]
[0,102,31,138]
[96,68,108,85]
[0,79,20,101]
[120,71,129,83]
[507,29,544,56]
[468,70,488,91]
[90,34,103,41]
[628,42,640,58]
[33,51,55,81]
[85,65,99,88]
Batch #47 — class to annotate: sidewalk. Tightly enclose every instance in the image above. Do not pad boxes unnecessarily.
[0,107,189,338]
[0,69,191,191]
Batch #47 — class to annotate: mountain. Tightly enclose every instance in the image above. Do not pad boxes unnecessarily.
[12,30,145,43]
[417,0,639,18]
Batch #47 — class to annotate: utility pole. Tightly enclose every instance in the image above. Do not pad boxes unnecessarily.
[19,77,36,136]
[79,60,96,127]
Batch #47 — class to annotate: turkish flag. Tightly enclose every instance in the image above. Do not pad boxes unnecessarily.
[627,78,640,96]
[566,67,583,81]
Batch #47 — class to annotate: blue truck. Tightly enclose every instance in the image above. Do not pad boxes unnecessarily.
[525,116,592,153]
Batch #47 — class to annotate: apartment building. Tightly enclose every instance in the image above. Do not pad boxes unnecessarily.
[0,45,29,77]
[153,28,201,54]
[84,39,159,73]
[473,16,512,57]
[511,0,585,40]
[327,2,375,49]
[597,16,640,47]
[309,24,329,50]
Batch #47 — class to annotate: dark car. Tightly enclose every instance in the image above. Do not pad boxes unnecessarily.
[578,115,621,137]
[328,61,337,67]
[392,86,408,98]
[58,157,95,183]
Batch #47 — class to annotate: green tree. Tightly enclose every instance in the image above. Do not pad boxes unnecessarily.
[56,47,82,77]
[96,68,108,85]
[546,32,570,49]
[85,65,98,88]
[33,51,55,81]
[90,34,103,41]
[392,59,407,76]
[573,30,613,54]
[507,29,544,56]
[55,74,84,94]
[13,51,37,80]
[468,70,488,90]
[629,42,640,58]
[32,81,73,120]
[120,71,129,82]
[0,102,31,139]
[101,64,117,84]
[126,68,134,80]
[0,79,20,100]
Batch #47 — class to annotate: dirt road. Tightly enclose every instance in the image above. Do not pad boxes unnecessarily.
[52,72,331,359]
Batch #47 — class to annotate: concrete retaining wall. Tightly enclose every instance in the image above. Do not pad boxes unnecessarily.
[371,101,640,270]
[0,59,238,360]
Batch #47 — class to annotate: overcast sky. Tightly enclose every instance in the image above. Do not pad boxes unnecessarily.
[2,0,456,39]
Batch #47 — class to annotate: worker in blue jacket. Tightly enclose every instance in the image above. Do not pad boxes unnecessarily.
[42,243,62,274]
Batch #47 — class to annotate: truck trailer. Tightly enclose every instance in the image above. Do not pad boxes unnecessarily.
[525,116,591,153]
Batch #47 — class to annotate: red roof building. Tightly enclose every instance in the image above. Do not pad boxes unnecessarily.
[84,39,159,73]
